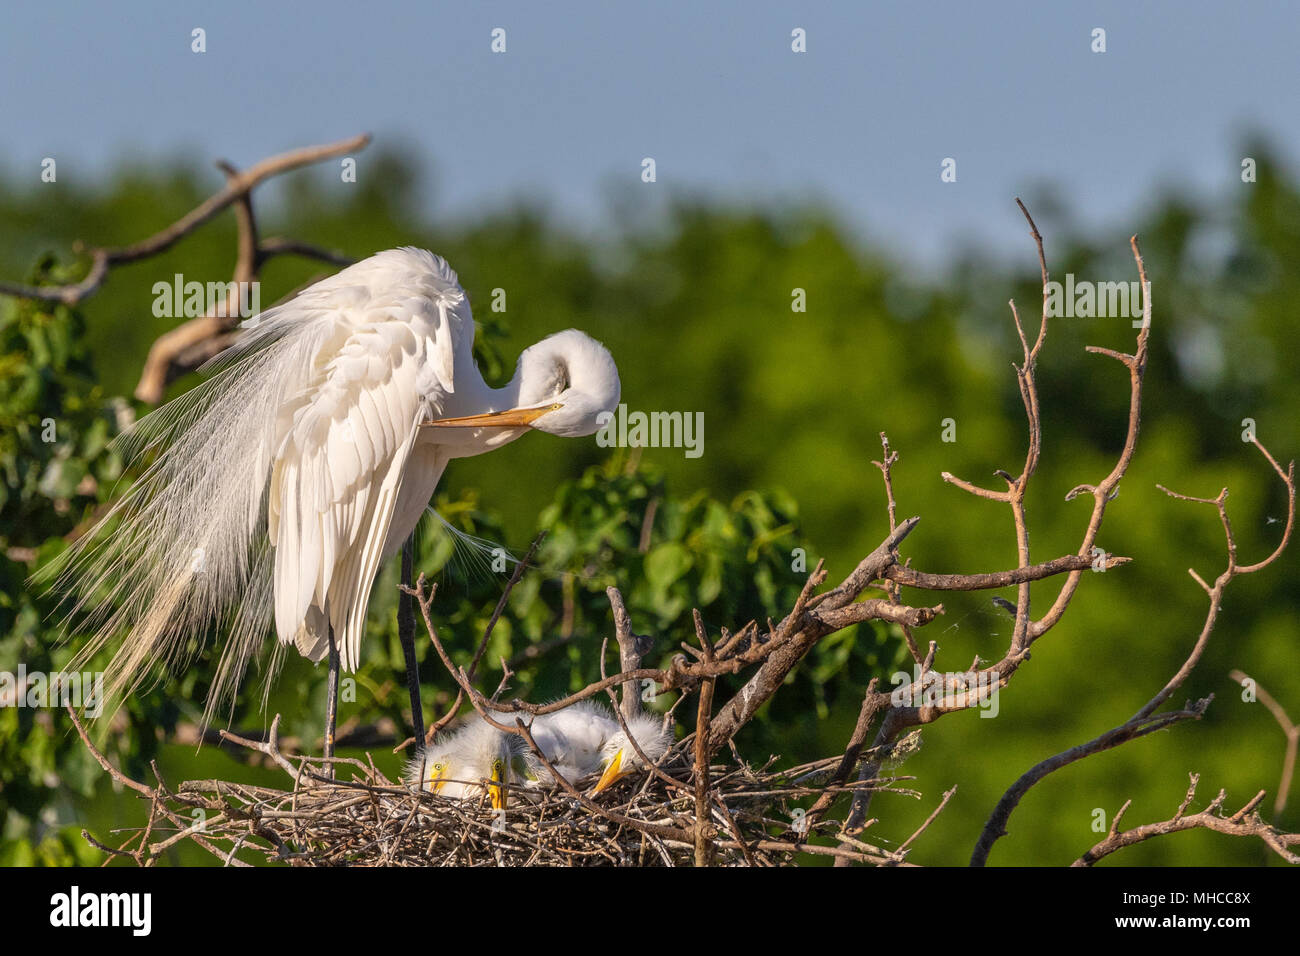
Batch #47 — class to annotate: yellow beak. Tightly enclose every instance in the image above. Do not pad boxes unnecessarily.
[422,403,563,429]
[428,765,447,794]
[488,765,506,812]
[592,749,627,795]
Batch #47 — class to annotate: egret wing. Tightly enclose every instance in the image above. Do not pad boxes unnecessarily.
[267,277,464,671]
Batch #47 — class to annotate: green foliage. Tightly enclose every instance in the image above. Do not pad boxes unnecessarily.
[0,265,128,863]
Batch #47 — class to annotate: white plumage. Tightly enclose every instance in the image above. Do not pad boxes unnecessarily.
[523,700,619,785]
[593,711,675,793]
[520,700,674,791]
[51,248,621,724]
[407,719,523,809]
[404,700,674,803]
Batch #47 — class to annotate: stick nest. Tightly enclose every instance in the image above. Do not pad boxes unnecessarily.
[155,741,900,867]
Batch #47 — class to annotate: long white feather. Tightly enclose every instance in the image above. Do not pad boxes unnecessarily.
[41,247,623,730]
[44,249,467,725]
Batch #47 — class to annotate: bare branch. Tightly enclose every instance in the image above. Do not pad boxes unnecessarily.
[972,437,1296,865]
[0,134,369,307]
[1074,774,1300,866]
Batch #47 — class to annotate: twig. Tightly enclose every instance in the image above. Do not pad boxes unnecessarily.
[1073,774,1300,865]
[971,437,1295,865]
[0,134,368,307]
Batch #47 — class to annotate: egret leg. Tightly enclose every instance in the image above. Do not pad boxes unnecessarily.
[324,626,340,779]
[398,535,426,747]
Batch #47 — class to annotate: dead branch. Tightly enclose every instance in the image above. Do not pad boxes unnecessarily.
[970,437,1296,865]
[0,135,369,403]
[608,585,654,720]
[1073,773,1300,866]
[0,134,367,307]
[839,207,1149,847]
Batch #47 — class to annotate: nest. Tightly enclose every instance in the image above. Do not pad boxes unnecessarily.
[159,742,903,867]
[73,708,910,867]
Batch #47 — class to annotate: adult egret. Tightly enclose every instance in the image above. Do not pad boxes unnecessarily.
[53,248,621,743]
[592,712,674,794]
[407,719,524,810]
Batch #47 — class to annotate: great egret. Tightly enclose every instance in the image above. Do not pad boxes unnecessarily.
[52,248,621,743]
[407,719,523,810]
[522,700,619,786]
[520,700,673,792]
[592,712,674,794]
[406,703,673,803]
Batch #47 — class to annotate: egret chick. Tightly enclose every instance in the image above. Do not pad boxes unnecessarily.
[408,718,523,810]
[592,713,674,794]
[521,699,618,787]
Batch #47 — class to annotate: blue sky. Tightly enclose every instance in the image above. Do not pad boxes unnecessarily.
[2,1,1297,265]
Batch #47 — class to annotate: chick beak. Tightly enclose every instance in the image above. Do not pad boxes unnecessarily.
[422,403,563,429]
[428,766,447,794]
[592,749,627,795]
[489,766,507,812]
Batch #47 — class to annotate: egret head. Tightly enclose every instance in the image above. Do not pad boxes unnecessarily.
[422,329,620,437]
[409,719,522,811]
[513,329,621,437]
[592,714,673,795]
